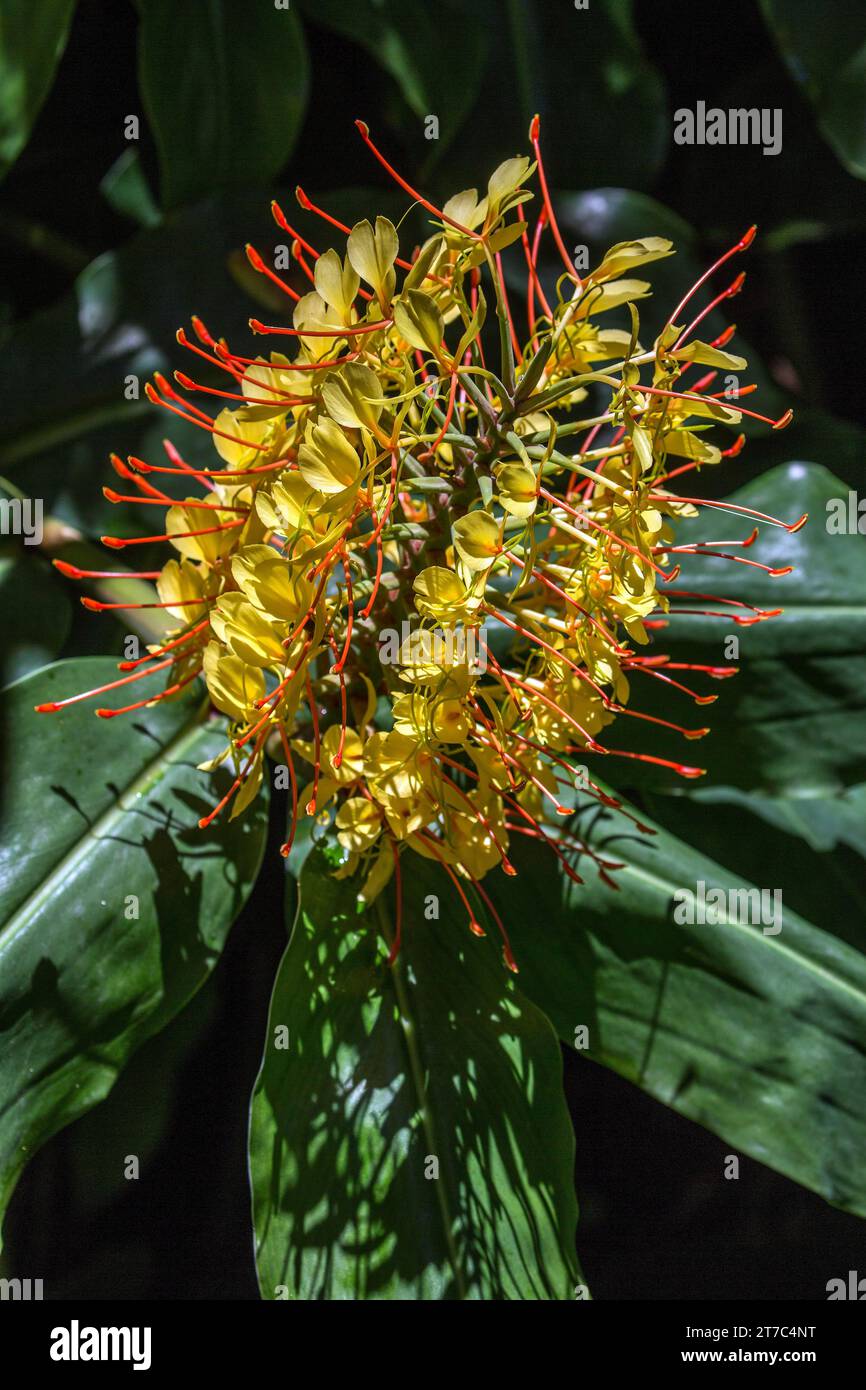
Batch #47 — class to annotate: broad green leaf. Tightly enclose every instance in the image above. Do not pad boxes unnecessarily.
[0,658,268,1233]
[761,0,866,179]
[605,463,866,796]
[645,784,866,958]
[0,0,76,181]
[250,846,582,1300]
[137,0,310,208]
[296,0,488,160]
[488,793,866,1218]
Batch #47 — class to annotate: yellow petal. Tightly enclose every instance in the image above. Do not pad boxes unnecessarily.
[452,511,502,570]
[298,417,360,496]
[202,642,265,721]
[392,289,444,355]
[155,557,208,621]
[588,237,674,284]
[496,463,538,518]
[212,407,274,468]
[335,797,382,852]
[313,248,360,322]
[346,216,398,301]
[321,362,383,430]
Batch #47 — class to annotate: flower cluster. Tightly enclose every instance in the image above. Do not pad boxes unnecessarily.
[43,118,802,967]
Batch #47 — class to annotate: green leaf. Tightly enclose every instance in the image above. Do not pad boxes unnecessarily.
[645,783,866,957]
[137,0,310,208]
[250,846,582,1299]
[607,462,866,796]
[761,0,866,179]
[0,657,269,1233]
[0,0,76,181]
[488,793,866,1218]
[99,149,162,229]
[507,0,668,190]
[296,0,488,160]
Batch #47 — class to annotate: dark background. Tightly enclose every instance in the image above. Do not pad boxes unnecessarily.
[2,0,865,1298]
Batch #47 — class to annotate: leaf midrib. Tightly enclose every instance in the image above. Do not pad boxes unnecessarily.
[374,897,469,1299]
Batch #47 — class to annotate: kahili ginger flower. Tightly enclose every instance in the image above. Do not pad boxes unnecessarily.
[40,117,803,971]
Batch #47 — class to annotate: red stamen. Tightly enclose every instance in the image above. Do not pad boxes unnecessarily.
[128,452,291,481]
[415,831,485,937]
[332,555,355,675]
[674,272,745,349]
[471,874,519,972]
[608,703,710,740]
[504,800,584,887]
[633,382,790,430]
[80,594,213,612]
[272,200,320,260]
[96,665,202,717]
[245,244,301,303]
[305,673,321,815]
[625,662,718,705]
[522,212,554,342]
[163,437,217,493]
[665,225,756,332]
[52,560,162,580]
[145,382,272,450]
[653,495,807,532]
[249,316,391,338]
[197,733,266,826]
[529,114,579,284]
[419,371,459,461]
[586,746,706,779]
[109,451,173,502]
[101,518,244,548]
[102,488,248,513]
[278,722,300,858]
[353,121,479,238]
[118,619,209,669]
[173,369,306,409]
[35,653,178,712]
